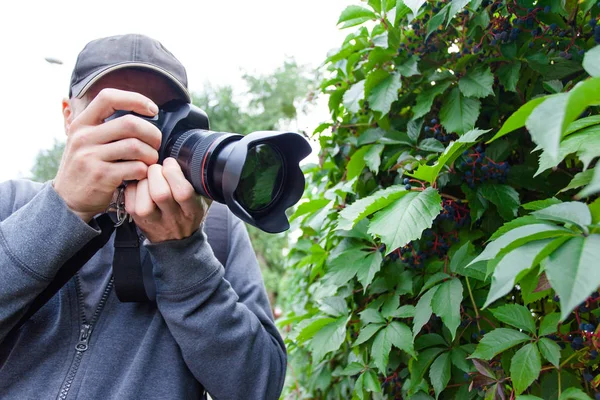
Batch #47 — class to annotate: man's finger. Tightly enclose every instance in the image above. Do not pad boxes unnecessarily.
[134,178,160,220]
[147,164,179,216]
[124,181,138,216]
[74,88,158,127]
[85,114,162,150]
[98,138,159,165]
[161,158,201,216]
[107,161,148,187]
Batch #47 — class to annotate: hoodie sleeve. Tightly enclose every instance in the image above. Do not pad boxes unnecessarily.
[0,181,100,343]
[144,210,287,400]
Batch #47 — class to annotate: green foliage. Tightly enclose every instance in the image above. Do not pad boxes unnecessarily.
[279,0,600,398]
[30,140,65,182]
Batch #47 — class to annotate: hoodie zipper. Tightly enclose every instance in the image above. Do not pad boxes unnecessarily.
[56,274,114,400]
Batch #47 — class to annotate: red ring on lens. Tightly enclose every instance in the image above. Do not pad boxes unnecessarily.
[200,140,219,200]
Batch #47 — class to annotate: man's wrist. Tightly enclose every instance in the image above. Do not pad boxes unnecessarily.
[51,179,95,223]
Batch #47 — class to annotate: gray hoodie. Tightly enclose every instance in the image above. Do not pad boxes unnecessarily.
[0,179,286,400]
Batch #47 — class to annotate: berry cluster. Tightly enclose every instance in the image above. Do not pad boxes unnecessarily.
[381,372,402,397]
[424,118,455,143]
[458,146,510,188]
[435,199,470,228]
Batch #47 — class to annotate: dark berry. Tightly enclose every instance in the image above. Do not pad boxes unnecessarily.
[559,31,566,37]
[424,126,431,132]
[584,371,594,382]
[528,42,534,48]
[463,373,470,380]
[586,323,596,332]
[405,184,412,190]
[591,350,598,359]
[403,177,410,184]
[580,304,590,312]
[544,5,551,13]
[580,49,586,56]
[554,295,560,302]
[431,118,437,124]
[549,23,557,31]
[595,393,600,400]
[590,19,597,27]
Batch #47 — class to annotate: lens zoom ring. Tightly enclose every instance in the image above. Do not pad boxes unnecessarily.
[190,132,228,198]
[169,130,197,160]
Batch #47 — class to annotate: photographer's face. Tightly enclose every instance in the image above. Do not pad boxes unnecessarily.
[62,68,185,132]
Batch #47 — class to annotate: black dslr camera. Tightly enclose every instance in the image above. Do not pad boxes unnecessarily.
[107,100,312,233]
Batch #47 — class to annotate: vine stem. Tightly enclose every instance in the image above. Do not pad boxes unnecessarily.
[465,277,481,331]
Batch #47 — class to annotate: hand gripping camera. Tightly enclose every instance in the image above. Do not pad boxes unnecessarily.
[107,100,312,233]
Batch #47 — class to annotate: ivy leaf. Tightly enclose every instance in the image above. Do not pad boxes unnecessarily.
[459,67,495,98]
[488,216,543,241]
[427,7,448,39]
[413,285,440,338]
[536,125,600,175]
[365,144,385,174]
[418,138,445,152]
[539,313,561,336]
[578,165,600,199]
[447,0,470,23]
[440,87,481,135]
[319,296,349,317]
[490,304,536,334]
[372,325,394,373]
[487,96,548,143]
[388,321,416,357]
[397,55,421,77]
[360,308,387,324]
[407,119,423,144]
[343,80,365,113]
[356,251,384,289]
[357,127,386,146]
[337,5,377,28]
[561,170,594,193]
[340,362,365,376]
[463,184,489,222]
[431,278,463,340]
[544,235,600,320]
[337,185,408,231]
[346,145,370,180]
[522,198,563,211]
[362,369,382,394]
[368,187,443,256]
[565,115,600,136]
[413,81,452,120]
[510,343,541,394]
[469,328,532,360]
[407,129,490,183]
[410,347,446,384]
[389,304,416,318]
[484,239,556,308]
[309,316,350,362]
[420,272,450,295]
[478,183,520,220]
[497,62,521,93]
[367,72,402,115]
[429,352,451,399]
[531,202,592,232]
[354,323,385,346]
[404,0,427,16]
[538,337,561,368]
[559,388,594,400]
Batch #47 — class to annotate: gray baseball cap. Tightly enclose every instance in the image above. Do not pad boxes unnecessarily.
[69,34,191,102]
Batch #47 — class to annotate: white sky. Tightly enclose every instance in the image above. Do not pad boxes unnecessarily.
[0,0,353,182]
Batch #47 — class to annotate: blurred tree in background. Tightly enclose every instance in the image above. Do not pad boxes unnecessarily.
[30,58,317,303]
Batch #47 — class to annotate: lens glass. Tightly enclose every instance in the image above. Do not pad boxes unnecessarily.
[235,143,284,212]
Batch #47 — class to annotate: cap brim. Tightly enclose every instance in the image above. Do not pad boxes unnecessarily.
[71,62,191,103]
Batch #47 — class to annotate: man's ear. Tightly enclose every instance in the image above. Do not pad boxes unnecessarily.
[62,98,74,134]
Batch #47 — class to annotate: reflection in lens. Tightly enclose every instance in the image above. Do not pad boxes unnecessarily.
[235,144,284,212]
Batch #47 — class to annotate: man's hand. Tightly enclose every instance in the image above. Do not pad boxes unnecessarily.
[124,157,212,243]
[54,88,162,222]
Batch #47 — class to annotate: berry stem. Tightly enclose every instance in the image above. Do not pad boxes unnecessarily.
[465,277,481,330]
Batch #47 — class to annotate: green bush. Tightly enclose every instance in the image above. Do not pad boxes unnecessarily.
[278,0,600,398]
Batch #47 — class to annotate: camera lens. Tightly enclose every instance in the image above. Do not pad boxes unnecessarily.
[235,144,285,212]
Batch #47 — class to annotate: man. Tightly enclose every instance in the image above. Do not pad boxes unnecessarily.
[0,34,286,399]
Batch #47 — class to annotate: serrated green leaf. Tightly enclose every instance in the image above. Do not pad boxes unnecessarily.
[484,239,556,308]
[372,32,389,49]
[357,251,384,289]
[296,317,336,343]
[310,316,349,362]
[388,321,416,357]
[517,396,544,400]
[337,186,408,231]
[341,362,365,376]
[367,72,402,115]
[510,343,541,394]
[537,124,600,175]
[578,165,600,198]
[440,87,481,135]
[539,312,561,336]
[538,337,561,368]
[427,7,448,38]
[459,67,495,98]
[364,144,385,174]
[545,235,600,320]
[343,80,365,113]
[290,198,331,222]
[497,62,521,93]
[360,308,387,325]
[337,5,377,28]
[431,278,463,340]
[521,198,563,211]
[418,138,445,152]
[319,296,349,317]
[450,348,471,372]
[390,304,416,318]
[410,347,446,385]
[413,285,440,338]
[362,369,382,393]
[467,224,569,268]
[413,81,452,120]
[559,387,594,400]
[447,0,470,23]
[404,0,426,16]
[532,201,591,231]
[469,328,532,360]
[354,323,386,346]
[397,55,420,77]
[488,216,543,241]
[415,333,447,350]
[563,78,600,139]
[420,272,450,295]
[565,115,600,136]
[406,129,490,183]
[346,145,370,181]
[487,96,549,143]
[490,304,536,334]
[525,93,569,165]
[357,127,386,146]
[478,183,520,220]
[368,187,443,255]
[372,325,393,373]
[429,352,451,399]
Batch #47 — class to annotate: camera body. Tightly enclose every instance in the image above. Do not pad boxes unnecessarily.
[107,100,311,233]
